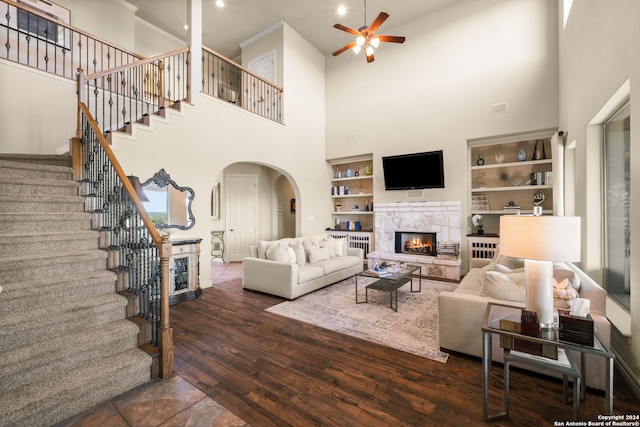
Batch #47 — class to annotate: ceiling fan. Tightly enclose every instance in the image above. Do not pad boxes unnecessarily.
[332,1,406,63]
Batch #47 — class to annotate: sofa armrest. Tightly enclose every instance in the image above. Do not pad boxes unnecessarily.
[242,257,298,299]
[346,247,364,260]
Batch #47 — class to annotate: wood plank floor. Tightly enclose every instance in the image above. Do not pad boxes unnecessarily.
[171,274,640,426]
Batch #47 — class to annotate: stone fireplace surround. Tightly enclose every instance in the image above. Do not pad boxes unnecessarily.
[368,202,462,281]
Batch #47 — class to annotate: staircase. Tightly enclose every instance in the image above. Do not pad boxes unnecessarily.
[0,154,152,427]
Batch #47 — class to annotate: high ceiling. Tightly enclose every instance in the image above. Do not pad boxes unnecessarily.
[127,0,460,59]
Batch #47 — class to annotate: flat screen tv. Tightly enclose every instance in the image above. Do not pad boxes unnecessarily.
[382,150,445,190]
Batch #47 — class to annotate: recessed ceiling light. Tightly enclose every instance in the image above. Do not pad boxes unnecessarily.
[184,24,188,30]
[216,0,225,7]
[337,5,346,16]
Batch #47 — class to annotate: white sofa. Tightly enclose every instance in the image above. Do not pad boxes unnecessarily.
[242,235,364,300]
[438,255,611,391]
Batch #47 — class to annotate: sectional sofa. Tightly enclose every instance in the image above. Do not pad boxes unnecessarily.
[242,234,364,299]
[438,253,611,391]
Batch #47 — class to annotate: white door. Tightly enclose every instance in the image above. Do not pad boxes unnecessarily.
[247,50,275,83]
[227,174,258,261]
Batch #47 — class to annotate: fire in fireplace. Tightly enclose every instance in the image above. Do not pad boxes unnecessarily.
[395,231,437,256]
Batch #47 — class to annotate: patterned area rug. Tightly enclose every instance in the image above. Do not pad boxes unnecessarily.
[265,276,458,363]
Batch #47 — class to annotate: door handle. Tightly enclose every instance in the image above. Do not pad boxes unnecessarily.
[229,229,235,231]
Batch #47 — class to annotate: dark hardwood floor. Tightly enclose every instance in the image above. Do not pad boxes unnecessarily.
[170,275,640,426]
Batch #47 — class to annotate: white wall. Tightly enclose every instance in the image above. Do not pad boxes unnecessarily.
[325,0,559,213]
[0,62,76,154]
[558,0,640,386]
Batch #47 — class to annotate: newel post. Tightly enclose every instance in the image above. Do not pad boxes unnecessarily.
[159,234,174,378]
[71,68,86,181]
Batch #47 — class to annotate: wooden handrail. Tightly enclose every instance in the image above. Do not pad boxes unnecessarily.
[85,46,190,81]
[203,46,284,92]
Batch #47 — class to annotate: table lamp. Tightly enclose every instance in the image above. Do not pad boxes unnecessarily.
[499,215,581,328]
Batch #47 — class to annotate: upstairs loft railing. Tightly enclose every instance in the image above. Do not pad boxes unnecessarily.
[1,0,144,79]
[73,103,174,379]
[202,47,283,124]
[78,47,190,135]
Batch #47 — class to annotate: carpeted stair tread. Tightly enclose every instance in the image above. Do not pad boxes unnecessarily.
[0,319,141,393]
[0,293,128,351]
[0,159,73,181]
[0,194,85,213]
[0,270,117,315]
[0,230,100,258]
[0,250,108,282]
[0,347,151,427]
[0,212,92,234]
[0,153,72,168]
[0,176,79,196]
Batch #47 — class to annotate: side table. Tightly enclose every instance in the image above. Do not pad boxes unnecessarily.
[481,302,614,421]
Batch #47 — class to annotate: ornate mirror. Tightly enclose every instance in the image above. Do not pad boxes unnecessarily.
[141,169,195,230]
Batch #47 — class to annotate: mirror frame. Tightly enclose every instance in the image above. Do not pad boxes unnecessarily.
[142,168,196,230]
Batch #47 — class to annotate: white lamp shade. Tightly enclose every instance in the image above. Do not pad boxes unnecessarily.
[499,216,581,262]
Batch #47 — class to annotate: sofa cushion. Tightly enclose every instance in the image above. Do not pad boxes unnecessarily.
[303,238,319,262]
[298,265,325,284]
[310,258,345,275]
[289,241,306,266]
[266,241,296,264]
[338,255,362,268]
[308,247,330,264]
[480,271,526,302]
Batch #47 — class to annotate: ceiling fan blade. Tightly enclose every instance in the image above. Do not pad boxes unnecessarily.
[369,12,389,32]
[378,35,406,44]
[332,42,357,56]
[366,52,375,63]
[333,23,360,36]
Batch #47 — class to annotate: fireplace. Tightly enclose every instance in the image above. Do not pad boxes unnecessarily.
[395,231,437,256]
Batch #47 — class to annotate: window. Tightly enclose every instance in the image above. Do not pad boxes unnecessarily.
[603,102,630,310]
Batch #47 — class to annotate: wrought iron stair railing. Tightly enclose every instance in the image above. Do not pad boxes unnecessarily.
[73,102,174,378]
[202,47,283,124]
[1,0,144,80]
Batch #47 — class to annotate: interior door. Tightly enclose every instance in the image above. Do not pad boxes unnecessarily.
[227,174,258,261]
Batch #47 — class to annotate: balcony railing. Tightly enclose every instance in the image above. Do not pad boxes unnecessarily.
[1,0,144,80]
[79,47,190,135]
[202,47,283,124]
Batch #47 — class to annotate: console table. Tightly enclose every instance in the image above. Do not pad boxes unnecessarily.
[169,238,202,305]
[481,303,614,421]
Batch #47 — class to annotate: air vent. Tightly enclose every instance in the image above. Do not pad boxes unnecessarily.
[345,131,357,142]
[407,190,423,199]
[490,102,509,115]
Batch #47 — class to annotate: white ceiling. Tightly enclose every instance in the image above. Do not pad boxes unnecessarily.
[127,0,460,59]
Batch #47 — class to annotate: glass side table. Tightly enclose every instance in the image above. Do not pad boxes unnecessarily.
[481,302,614,421]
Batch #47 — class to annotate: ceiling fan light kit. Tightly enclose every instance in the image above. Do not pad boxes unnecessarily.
[332,1,405,63]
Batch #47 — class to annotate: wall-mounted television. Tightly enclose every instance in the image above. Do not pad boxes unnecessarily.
[382,150,445,190]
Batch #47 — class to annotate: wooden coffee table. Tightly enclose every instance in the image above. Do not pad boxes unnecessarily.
[355,265,421,311]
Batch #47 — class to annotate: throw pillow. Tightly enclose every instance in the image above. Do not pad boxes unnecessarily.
[553,263,581,291]
[266,241,295,263]
[303,237,319,262]
[257,240,271,259]
[331,237,348,257]
[289,241,306,266]
[480,271,526,302]
[553,278,579,308]
[319,240,336,258]
[496,255,525,270]
[308,247,330,264]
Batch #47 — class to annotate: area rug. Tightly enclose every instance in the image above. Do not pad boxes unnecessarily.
[265,276,458,363]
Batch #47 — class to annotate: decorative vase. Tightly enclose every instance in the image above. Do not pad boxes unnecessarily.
[477,228,484,235]
[518,149,527,162]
